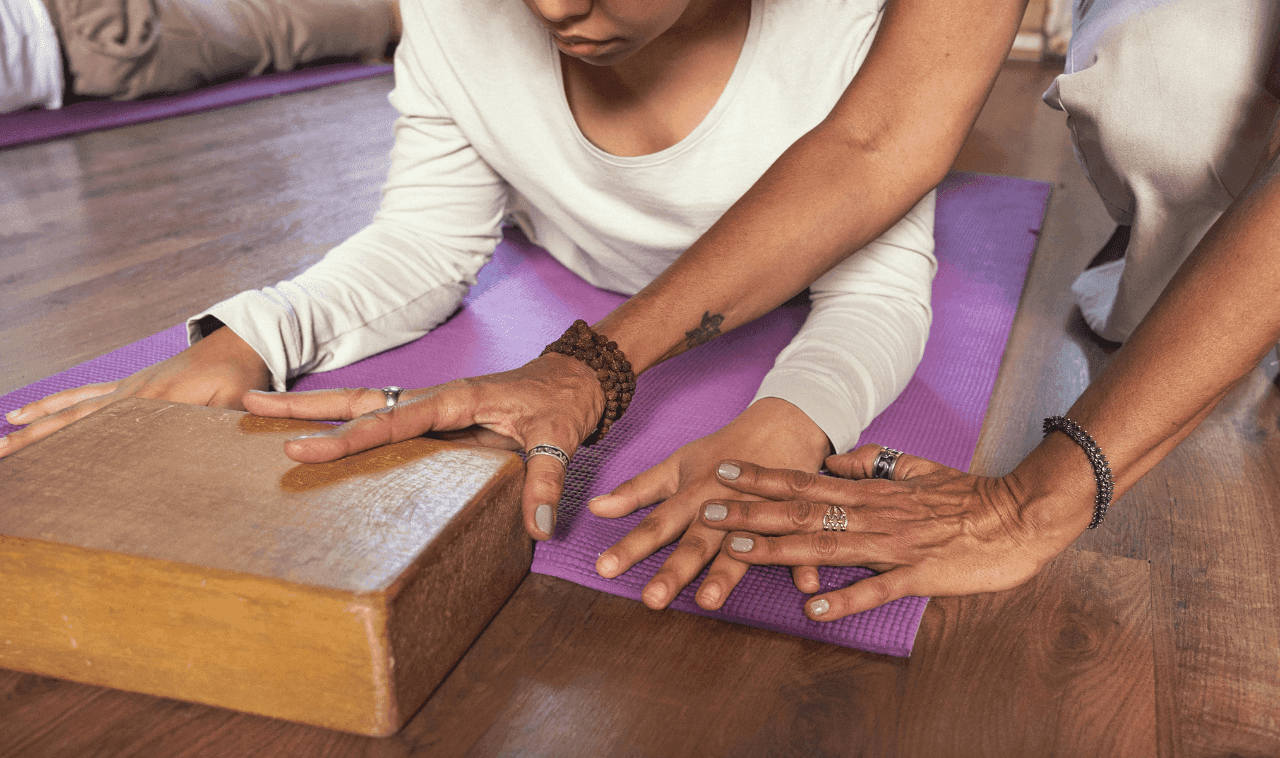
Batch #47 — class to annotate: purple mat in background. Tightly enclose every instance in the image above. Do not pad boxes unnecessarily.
[0,172,1051,656]
[0,63,393,150]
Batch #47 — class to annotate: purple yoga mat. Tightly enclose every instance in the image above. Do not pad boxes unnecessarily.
[0,172,1050,656]
[0,63,393,150]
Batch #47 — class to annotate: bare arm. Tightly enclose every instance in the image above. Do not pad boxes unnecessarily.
[599,0,1030,374]
[1012,111,1280,533]
[706,112,1280,619]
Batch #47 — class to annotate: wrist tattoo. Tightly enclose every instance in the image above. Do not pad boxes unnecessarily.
[684,311,724,351]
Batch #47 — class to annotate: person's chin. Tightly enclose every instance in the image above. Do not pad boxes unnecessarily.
[555,37,633,66]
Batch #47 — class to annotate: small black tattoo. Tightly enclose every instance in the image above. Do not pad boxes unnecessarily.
[684,311,724,350]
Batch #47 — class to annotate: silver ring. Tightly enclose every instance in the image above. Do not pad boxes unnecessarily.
[875,450,906,478]
[822,504,848,532]
[381,386,404,407]
[526,444,570,471]
[872,447,903,481]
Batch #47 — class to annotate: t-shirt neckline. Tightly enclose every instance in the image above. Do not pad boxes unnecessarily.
[550,0,763,167]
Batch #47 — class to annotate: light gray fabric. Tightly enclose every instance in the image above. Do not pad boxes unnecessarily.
[1044,0,1280,342]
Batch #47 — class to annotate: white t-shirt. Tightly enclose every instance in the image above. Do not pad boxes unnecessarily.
[193,0,937,453]
[0,0,64,114]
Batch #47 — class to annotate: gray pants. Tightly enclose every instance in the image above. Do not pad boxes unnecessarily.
[1043,0,1279,343]
[40,0,397,100]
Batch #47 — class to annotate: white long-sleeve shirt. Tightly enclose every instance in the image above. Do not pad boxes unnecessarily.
[191,0,937,454]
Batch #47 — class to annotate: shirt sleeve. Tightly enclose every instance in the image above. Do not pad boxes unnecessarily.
[187,13,512,391]
[753,190,937,454]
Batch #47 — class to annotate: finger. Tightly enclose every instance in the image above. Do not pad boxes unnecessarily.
[5,382,118,426]
[243,387,389,421]
[595,495,697,579]
[715,459,875,506]
[281,397,453,463]
[695,549,752,610]
[699,497,861,535]
[792,565,821,594]
[824,444,939,481]
[805,569,914,621]
[639,522,726,609]
[0,391,120,458]
[722,530,897,568]
[522,442,573,541]
[588,459,678,518]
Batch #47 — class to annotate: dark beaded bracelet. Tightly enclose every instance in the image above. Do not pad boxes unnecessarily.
[541,319,635,444]
[1042,415,1114,529]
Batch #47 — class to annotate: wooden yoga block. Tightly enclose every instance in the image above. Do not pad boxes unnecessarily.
[0,397,530,736]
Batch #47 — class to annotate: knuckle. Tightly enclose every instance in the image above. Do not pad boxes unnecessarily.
[863,579,896,607]
[634,514,664,537]
[675,532,716,559]
[527,465,565,491]
[779,469,819,498]
[811,532,839,559]
[788,500,817,527]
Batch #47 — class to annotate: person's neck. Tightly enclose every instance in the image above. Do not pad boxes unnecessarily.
[560,0,751,156]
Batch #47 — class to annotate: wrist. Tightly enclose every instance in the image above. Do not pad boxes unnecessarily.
[1004,431,1102,543]
[196,326,271,385]
[731,397,833,469]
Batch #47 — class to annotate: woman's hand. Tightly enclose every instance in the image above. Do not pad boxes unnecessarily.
[1,327,271,458]
[240,352,605,541]
[696,443,1096,621]
[588,397,832,610]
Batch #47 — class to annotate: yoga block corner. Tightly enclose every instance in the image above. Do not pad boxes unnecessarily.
[0,398,530,736]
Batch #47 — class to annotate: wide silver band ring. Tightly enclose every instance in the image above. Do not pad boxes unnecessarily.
[872,447,903,481]
[822,504,848,532]
[526,444,570,471]
[381,386,404,408]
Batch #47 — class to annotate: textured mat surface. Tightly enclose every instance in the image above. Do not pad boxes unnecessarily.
[0,63,393,149]
[1,172,1051,656]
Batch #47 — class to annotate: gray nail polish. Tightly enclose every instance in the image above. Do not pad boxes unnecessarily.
[704,503,728,522]
[717,462,740,480]
[535,503,555,536]
[730,536,754,553]
[811,599,830,616]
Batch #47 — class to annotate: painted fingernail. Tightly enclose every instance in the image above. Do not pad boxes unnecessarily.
[717,462,740,480]
[699,583,722,606]
[597,553,618,576]
[810,599,830,616]
[703,503,728,522]
[5,409,23,424]
[535,503,555,536]
[730,536,754,553]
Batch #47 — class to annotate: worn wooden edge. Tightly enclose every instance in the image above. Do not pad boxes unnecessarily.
[381,452,532,734]
[0,533,397,735]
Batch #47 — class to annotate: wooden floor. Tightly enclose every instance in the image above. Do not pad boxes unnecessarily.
[1,62,1278,757]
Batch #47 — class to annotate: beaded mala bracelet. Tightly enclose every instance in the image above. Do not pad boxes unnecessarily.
[1042,415,1114,529]
[541,319,636,443]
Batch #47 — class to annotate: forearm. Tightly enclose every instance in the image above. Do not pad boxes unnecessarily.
[594,0,1025,374]
[1014,132,1280,528]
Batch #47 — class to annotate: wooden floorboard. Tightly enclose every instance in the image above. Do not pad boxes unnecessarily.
[2,62,1278,755]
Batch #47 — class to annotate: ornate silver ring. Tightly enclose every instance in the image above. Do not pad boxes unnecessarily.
[822,504,848,532]
[526,443,570,471]
[872,447,903,481]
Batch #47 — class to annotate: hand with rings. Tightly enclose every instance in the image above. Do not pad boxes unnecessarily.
[240,350,607,542]
[694,443,1084,621]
